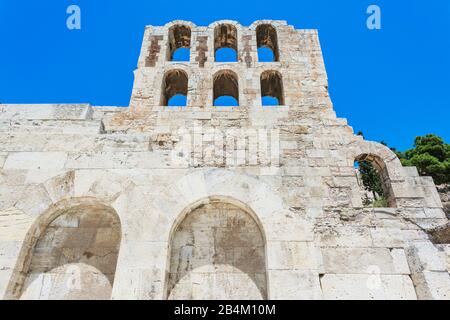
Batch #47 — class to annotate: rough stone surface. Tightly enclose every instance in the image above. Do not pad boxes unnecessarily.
[437,185,450,218]
[167,202,266,300]
[0,20,449,300]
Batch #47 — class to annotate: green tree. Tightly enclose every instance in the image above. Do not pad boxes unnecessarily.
[358,160,385,199]
[355,132,385,205]
[398,134,450,185]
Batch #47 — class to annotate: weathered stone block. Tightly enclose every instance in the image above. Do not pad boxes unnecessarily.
[320,274,417,300]
[4,152,67,170]
[321,248,408,275]
[268,270,322,299]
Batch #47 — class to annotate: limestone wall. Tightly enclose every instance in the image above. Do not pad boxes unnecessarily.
[167,202,266,300]
[437,185,450,218]
[0,20,449,300]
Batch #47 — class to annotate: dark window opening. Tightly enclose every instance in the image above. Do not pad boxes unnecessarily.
[168,25,191,61]
[261,96,279,106]
[257,47,275,62]
[354,154,395,208]
[167,94,187,106]
[215,48,238,62]
[214,24,238,62]
[161,69,188,106]
[260,70,284,105]
[213,70,239,106]
[214,96,239,106]
[256,24,279,62]
[172,48,190,61]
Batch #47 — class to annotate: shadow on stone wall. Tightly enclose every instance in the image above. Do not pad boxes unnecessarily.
[437,184,450,219]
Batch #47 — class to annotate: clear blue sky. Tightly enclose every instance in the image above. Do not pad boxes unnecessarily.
[0,0,449,150]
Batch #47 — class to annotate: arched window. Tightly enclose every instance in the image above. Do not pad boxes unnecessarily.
[166,200,267,299]
[8,202,122,300]
[213,70,239,106]
[354,154,396,207]
[260,70,284,105]
[161,69,188,106]
[214,24,238,62]
[256,24,280,62]
[167,25,191,61]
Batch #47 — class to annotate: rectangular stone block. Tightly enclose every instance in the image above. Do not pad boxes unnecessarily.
[321,247,408,274]
[411,271,450,300]
[315,226,373,248]
[4,152,67,170]
[267,241,320,270]
[405,241,447,273]
[117,241,167,269]
[320,274,417,300]
[0,208,34,241]
[437,244,450,272]
[111,267,165,300]
[268,270,322,299]
[0,104,92,120]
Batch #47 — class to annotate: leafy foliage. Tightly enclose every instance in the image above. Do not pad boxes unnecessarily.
[396,134,450,185]
[355,133,449,206]
[355,131,386,206]
[358,160,385,199]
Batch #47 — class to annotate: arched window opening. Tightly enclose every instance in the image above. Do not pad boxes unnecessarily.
[257,47,275,62]
[172,48,190,61]
[168,94,187,106]
[213,70,239,106]
[215,48,238,62]
[161,69,188,106]
[167,25,191,61]
[12,203,122,300]
[214,24,238,62]
[166,200,267,300]
[260,70,284,105]
[354,154,395,208]
[214,96,239,106]
[256,24,279,62]
[261,96,279,106]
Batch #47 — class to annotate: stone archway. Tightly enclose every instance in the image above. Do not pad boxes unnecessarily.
[166,197,267,300]
[5,198,122,300]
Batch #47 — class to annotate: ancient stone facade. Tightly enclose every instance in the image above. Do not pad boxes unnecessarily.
[0,20,449,300]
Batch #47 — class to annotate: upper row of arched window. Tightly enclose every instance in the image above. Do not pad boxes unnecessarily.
[167,24,280,63]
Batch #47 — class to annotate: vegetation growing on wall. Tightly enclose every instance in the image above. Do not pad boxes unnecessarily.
[356,133,450,208]
[395,134,450,185]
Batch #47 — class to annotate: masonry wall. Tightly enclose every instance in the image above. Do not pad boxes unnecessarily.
[0,20,449,300]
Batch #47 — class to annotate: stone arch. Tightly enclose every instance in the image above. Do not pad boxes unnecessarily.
[213,69,239,106]
[260,70,284,105]
[249,20,288,30]
[137,169,318,300]
[161,69,189,106]
[256,24,280,62]
[165,196,268,300]
[354,153,396,207]
[164,20,197,29]
[167,24,192,61]
[214,23,238,62]
[349,141,405,207]
[4,197,122,300]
